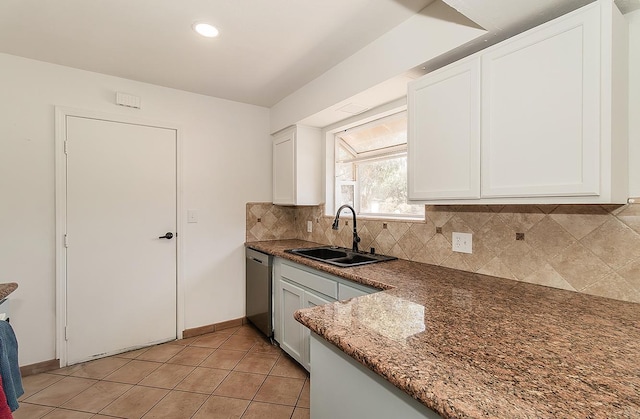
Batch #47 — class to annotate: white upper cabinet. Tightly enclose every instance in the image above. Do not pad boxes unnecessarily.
[408,57,481,200]
[272,125,323,206]
[408,0,628,204]
[481,3,602,199]
[273,129,295,204]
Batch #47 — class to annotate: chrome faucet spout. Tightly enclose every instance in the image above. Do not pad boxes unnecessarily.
[332,204,361,253]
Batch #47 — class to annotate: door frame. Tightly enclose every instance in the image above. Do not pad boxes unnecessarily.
[54,106,184,367]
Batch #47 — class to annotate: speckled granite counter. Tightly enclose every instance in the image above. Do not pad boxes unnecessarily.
[247,239,640,418]
[0,283,18,300]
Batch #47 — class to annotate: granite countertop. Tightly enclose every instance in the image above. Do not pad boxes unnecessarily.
[247,239,640,418]
[0,283,18,300]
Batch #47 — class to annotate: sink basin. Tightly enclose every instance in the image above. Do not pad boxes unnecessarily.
[294,247,348,260]
[286,246,397,267]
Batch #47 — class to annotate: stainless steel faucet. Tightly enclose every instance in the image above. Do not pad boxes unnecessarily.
[332,204,361,253]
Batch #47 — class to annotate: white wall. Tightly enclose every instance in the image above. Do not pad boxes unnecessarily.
[0,53,272,366]
[627,9,640,196]
[269,1,486,133]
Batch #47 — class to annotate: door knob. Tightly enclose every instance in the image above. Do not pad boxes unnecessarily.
[159,232,174,239]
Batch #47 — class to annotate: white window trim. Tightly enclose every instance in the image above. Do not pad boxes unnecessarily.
[335,180,358,215]
[336,143,407,164]
[322,98,424,220]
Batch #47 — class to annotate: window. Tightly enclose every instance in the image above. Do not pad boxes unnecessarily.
[334,111,424,218]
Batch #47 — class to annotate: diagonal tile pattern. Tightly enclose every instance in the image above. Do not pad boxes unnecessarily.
[17,325,310,419]
[246,203,297,242]
[247,201,640,304]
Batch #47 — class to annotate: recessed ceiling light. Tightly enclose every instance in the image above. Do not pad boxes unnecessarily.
[193,22,219,38]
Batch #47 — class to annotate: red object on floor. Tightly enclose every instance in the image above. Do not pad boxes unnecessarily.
[0,378,12,419]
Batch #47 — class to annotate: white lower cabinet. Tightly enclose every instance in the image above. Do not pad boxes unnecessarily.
[273,258,377,371]
[338,282,376,300]
[311,334,440,419]
[278,279,306,365]
[301,290,333,371]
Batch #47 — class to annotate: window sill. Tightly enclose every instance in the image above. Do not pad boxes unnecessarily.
[324,213,426,223]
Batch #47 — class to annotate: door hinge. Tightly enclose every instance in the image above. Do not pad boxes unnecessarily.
[64,234,69,248]
[64,326,69,341]
[64,140,68,155]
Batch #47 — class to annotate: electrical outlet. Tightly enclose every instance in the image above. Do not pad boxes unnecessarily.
[452,232,472,254]
[307,220,313,233]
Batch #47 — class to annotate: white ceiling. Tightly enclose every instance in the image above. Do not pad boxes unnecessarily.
[444,0,639,32]
[616,0,640,13]
[444,0,591,31]
[0,0,433,107]
[1,0,637,110]
[302,0,639,127]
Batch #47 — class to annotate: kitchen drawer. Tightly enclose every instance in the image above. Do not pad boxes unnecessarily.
[281,262,338,299]
[338,282,375,300]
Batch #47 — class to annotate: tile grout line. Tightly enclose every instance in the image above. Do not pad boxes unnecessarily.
[95,331,227,418]
[17,325,310,419]
[134,330,239,419]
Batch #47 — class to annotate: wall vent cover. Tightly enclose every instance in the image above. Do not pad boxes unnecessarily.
[116,92,141,109]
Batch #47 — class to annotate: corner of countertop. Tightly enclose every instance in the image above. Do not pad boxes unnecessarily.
[0,282,18,300]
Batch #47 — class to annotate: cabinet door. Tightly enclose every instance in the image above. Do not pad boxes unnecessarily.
[408,57,481,200]
[302,291,334,371]
[273,261,282,343]
[278,279,305,365]
[273,129,295,205]
[481,5,600,198]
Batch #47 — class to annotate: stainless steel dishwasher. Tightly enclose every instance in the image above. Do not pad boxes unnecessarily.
[245,248,273,338]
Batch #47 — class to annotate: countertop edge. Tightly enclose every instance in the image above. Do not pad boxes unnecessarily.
[246,240,472,417]
[245,239,640,419]
[0,283,18,300]
[246,240,397,291]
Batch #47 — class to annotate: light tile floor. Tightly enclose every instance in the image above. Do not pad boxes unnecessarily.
[16,325,310,419]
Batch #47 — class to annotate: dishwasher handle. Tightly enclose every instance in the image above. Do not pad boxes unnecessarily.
[246,248,272,266]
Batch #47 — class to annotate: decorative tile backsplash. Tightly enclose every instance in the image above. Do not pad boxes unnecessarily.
[246,201,640,304]
[246,203,298,241]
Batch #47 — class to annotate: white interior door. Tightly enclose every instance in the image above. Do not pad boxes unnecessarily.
[65,116,177,365]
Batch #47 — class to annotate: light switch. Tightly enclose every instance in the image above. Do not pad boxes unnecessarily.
[187,210,198,223]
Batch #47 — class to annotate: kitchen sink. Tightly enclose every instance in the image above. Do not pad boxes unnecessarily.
[286,246,396,267]
[295,247,348,260]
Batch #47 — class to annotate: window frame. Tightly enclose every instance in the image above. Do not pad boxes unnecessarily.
[327,107,424,220]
